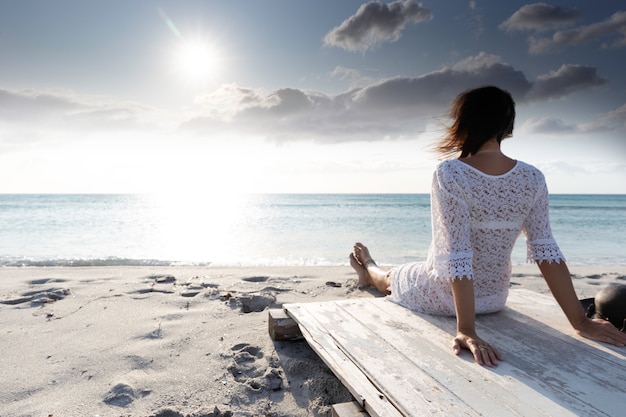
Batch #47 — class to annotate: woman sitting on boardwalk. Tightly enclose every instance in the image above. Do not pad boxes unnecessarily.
[350,86,626,367]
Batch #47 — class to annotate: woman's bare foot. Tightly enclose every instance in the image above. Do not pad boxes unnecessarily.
[353,242,376,267]
[352,242,392,295]
[350,252,373,287]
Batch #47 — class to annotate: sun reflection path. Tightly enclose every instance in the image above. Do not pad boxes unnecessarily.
[144,192,256,264]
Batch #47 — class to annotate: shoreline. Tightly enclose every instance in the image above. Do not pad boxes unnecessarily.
[1,265,624,416]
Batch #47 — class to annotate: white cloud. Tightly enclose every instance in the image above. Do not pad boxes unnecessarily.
[537,160,625,177]
[522,117,579,134]
[528,10,626,54]
[605,103,626,126]
[500,3,580,32]
[330,66,377,88]
[521,101,626,137]
[323,0,432,52]
[0,88,164,133]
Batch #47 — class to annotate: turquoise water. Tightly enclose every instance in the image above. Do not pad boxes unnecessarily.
[0,194,624,266]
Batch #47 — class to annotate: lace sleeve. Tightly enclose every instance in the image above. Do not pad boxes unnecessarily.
[522,172,565,264]
[431,165,473,281]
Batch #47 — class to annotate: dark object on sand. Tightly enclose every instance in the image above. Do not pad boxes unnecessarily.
[581,284,626,332]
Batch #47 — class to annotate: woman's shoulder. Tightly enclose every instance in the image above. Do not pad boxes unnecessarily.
[435,158,462,173]
[436,158,544,175]
[513,160,545,178]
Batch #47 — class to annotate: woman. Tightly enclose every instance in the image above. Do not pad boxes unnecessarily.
[350,86,626,367]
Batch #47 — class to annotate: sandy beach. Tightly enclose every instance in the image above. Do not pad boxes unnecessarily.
[1,264,625,417]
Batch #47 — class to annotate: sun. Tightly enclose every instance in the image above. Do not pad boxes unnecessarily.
[176,40,221,82]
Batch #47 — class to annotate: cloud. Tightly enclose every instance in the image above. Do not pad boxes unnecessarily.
[0,88,80,123]
[2,55,611,147]
[323,0,432,52]
[185,53,606,143]
[330,66,378,87]
[351,53,532,110]
[0,88,161,133]
[522,117,579,134]
[522,101,626,136]
[537,160,625,176]
[605,103,626,126]
[500,3,580,32]
[526,64,607,101]
[536,160,588,176]
[528,10,626,54]
[591,103,626,132]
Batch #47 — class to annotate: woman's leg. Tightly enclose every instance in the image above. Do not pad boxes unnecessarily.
[350,242,392,295]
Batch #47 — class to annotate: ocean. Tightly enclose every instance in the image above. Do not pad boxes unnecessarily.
[0,194,624,267]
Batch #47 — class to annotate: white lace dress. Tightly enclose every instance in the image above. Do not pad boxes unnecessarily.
[387,158,564,316]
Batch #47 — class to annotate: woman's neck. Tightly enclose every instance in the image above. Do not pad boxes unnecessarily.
[473,139,501,155]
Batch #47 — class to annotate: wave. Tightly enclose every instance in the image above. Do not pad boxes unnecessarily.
[0,257,212,268]
[0,256,350,268]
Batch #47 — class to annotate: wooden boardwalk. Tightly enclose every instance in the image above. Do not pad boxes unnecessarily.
[276,289,625,417]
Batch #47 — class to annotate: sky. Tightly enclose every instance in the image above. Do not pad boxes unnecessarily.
[0,0,625,194]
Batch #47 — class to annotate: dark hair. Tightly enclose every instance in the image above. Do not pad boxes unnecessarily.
[436,86,516,158]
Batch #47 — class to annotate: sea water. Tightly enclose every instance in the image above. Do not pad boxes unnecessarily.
[0,194,624,267]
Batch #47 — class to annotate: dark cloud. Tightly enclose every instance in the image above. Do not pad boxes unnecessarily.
[185,54,605,143]
[1,56,611,146]
[528,10,626,54]
[500,3,580,32]
[323,0,432,52]
[349,55,532,113]
[526,64,607,101]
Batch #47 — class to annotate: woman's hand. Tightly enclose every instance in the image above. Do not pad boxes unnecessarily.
[452,331,503,367]
[575,317,626,347]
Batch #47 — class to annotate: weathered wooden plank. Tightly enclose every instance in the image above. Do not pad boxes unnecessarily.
[360,296,625,417]
[289,300,479,416]
[506,289,625,359]
[310,298,570,417]
[286,303,404,417]
[283,290,626,417]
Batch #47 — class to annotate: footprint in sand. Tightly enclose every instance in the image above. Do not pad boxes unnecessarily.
[146,275,177,284]
[28,278,68,285]
[102,382,150,407]
[235,293,276,313]
[151,405,232,417]
[0,287,70,306]
[241,276,269,283]
[227,343,283,392]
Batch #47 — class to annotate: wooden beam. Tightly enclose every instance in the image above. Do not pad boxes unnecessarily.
[268,308,303,341]
[332,401,371,417]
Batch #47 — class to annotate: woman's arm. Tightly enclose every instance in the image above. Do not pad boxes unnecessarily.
[537,260,626,346]
[451,277,503,367]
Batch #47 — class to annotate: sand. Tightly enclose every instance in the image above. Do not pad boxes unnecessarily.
[1,264,625,417]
